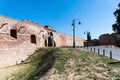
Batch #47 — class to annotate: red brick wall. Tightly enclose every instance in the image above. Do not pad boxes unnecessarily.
[99,33,118,45]
[0,15,84,67]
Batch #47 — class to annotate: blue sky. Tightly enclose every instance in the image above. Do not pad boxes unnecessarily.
[0,0,120,39]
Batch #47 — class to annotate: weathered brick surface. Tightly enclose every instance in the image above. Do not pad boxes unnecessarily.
[0,15,84,67]
[99,33,120,45]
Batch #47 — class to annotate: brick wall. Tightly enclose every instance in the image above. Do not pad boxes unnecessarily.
[0,15,84,67]
[99,33,119,45]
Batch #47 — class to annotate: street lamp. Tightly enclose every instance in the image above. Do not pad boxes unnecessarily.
[72,19,81,48]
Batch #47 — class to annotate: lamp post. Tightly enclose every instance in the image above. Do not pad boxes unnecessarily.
[72,19,81,48]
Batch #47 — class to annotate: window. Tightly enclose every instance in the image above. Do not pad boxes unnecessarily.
[10,29,17,39]
[31,35,36,44]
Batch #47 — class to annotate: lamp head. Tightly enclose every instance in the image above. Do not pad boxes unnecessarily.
[78,22,81,25]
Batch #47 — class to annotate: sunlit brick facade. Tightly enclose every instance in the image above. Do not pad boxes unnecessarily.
[0,15,84,67]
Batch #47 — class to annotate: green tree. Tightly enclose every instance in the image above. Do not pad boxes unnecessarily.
[112,3,120,33]
[87,32,91,42]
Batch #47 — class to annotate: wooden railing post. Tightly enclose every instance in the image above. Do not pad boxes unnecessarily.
[94,48,95,52]
[91,47,92,51]
[103,49,105,56]
[98,48,100,54]
[110,51,112,59]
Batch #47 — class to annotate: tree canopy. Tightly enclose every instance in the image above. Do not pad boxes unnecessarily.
[112,3,120,33]
[87,32,91,42]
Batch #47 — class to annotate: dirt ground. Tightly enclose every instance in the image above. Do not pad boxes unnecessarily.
[0,64,28,80]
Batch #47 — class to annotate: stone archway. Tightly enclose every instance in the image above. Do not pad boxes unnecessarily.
[0,23,8,29]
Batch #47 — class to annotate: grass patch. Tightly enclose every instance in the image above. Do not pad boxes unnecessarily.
[5,48,120,80]
[54,48,120,79]
[55,48,74,73]
[9,47,60,80]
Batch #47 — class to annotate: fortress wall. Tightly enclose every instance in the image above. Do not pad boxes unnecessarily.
[0,15,84,67]
[52,32,84,47]
[0,16,42,67]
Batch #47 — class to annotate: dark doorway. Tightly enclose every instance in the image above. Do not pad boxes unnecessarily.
[31,35,36,44]
[48,36,53,47]
[10,29,17,39]
[45,39,47,47]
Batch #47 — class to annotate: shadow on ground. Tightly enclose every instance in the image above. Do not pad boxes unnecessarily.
[109,62,120,65]
[26,50,60,80]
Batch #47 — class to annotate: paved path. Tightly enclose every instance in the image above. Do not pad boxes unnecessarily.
[83,46,120,61]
